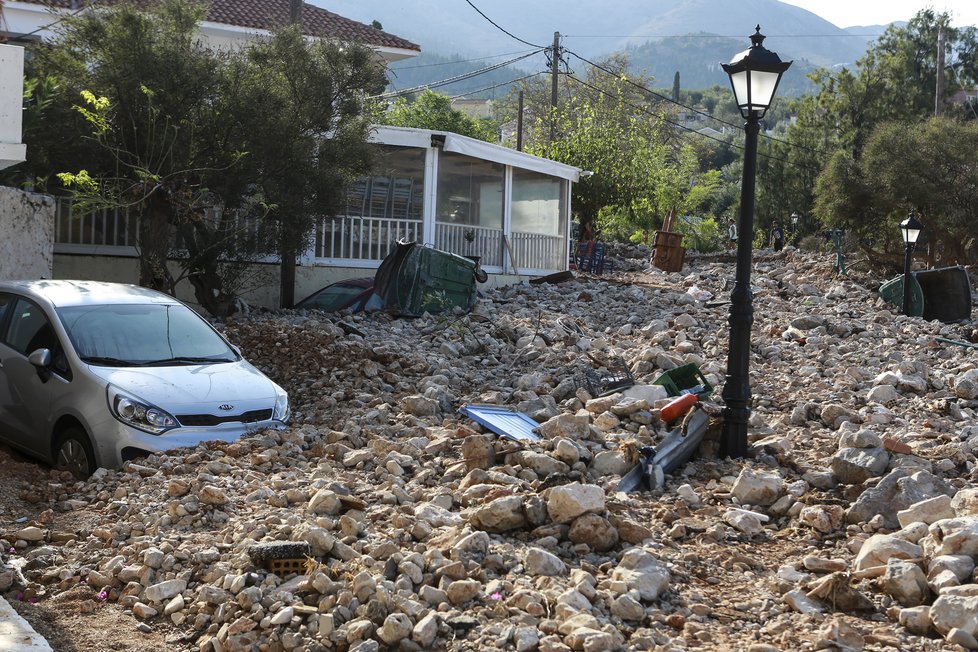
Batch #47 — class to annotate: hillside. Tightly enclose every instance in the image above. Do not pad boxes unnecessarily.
[320,0,891,98]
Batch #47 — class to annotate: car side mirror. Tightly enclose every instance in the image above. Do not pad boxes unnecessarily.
[28,348,52,368]
[28,348,52,382]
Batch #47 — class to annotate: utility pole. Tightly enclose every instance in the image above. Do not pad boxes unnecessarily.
[936,24,946,117]
[516,90,524,151]
[550,31,560,144]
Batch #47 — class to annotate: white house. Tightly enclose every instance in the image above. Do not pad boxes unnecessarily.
[54,126,582,307]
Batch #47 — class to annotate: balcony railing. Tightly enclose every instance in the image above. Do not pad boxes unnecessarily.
[314,215,422,261]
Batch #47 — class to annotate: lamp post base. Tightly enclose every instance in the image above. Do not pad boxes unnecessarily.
[720,404,750,458]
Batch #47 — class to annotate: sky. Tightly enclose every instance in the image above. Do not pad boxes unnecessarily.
[779,1,978,28]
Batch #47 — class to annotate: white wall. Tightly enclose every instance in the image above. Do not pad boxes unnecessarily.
[0,44,27,169]
[0,187,54,280]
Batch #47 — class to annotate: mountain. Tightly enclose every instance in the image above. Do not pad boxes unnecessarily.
[314,0,892,95]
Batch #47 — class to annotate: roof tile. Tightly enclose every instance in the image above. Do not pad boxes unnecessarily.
[24,0,420,52]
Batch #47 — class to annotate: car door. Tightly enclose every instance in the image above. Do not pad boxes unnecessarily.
[0,296,71,457]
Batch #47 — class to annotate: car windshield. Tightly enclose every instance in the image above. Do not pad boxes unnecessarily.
[300,283,367,311]
[57,303,237,366]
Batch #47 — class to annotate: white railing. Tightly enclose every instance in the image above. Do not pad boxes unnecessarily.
[435,222,503,268]
[510,231,563,272]
[55,199,139,253]
[54,197,569,274]
[315,215,422,261]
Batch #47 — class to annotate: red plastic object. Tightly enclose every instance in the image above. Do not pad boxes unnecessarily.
[660,393,699,423]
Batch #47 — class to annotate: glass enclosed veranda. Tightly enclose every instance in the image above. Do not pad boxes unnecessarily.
[313,126,581,276]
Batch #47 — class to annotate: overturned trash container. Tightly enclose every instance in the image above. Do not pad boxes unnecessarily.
[374,240,486,317]
[879,265,972,322]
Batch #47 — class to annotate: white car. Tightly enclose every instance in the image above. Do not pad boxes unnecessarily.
[0,280,289,476]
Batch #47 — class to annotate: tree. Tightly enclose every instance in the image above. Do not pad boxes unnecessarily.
[672,71,680,101]
[380,89,498,141]
[814,117,978,265]
[761,9,978,247]
[29,0,384,315]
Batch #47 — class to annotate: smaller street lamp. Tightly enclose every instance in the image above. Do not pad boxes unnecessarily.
[900,212,923,316]
[790,212,800,243]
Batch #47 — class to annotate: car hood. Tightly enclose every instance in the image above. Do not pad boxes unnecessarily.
[86,360,280,408]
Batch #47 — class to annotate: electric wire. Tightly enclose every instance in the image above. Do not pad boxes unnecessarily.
[463,0,546,49]
[391,49,539,70]
[564,72,820,172]
[374,49,544,99]
[565,48,823,155]
[449,72,545,99]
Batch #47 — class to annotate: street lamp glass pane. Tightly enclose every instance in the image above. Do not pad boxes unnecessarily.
[749,70,781,109]
[904,227,921,244]
[730,70,749,108]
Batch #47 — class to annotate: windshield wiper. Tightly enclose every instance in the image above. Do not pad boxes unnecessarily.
[142,356,232,366]
[80,356,138,367]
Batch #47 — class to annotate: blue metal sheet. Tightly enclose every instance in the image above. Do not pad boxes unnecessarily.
[459,404,541,442]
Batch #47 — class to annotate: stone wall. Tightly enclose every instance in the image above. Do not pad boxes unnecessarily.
[0,187,55,280]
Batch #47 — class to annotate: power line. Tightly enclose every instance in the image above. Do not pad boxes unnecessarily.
[463,0,547,49]
[375,49,544,99]
[391,49,539,71]
[565,73,819,173]
[450,72,545,99]
[564,48,823,155]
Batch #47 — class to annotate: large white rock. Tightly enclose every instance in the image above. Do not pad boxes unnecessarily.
[377,613,413,645]
[898,495,954,527]
[524,547,566,577]
[853,534,922,572]
[927,517,978,557]
[730,467,783,506]
[546,483,605,524]
[144,578,187,603]
[952,489,978,517]
[882,559,930,606]
[469,495,527,532]
[931,593,978,636]
[609,548,669,602]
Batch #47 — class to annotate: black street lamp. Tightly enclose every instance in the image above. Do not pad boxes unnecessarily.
[900,212,923,316]
[720,26,792,458]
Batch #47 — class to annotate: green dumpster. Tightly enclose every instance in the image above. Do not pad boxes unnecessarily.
[375,241,482,316]
[879,274,924,317]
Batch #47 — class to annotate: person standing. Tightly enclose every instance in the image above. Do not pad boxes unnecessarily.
[771,221,784,252]
[727,220,738,250]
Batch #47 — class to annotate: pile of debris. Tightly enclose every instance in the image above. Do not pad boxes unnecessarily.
[2,248,978,651]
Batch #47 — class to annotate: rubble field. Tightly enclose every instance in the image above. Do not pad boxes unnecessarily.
[3,248,978,652]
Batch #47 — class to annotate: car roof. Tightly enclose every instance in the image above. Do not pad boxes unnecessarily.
[0,280,179,308]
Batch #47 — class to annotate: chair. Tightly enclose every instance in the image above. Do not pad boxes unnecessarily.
[589,242,614,275]
[574,240,594,272]
[391,178,413,220]
[368,176,391,218]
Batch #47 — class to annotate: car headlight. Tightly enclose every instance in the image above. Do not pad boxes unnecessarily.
[273,388,290,423]
[108,386,178,435]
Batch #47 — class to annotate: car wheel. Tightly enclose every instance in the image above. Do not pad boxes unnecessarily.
[54,427,96,479]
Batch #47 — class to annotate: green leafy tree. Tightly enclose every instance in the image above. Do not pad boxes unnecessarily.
[815,117,978,266]
[380,89,498,141]
[25,0,384,315]
[761,9,978,247]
